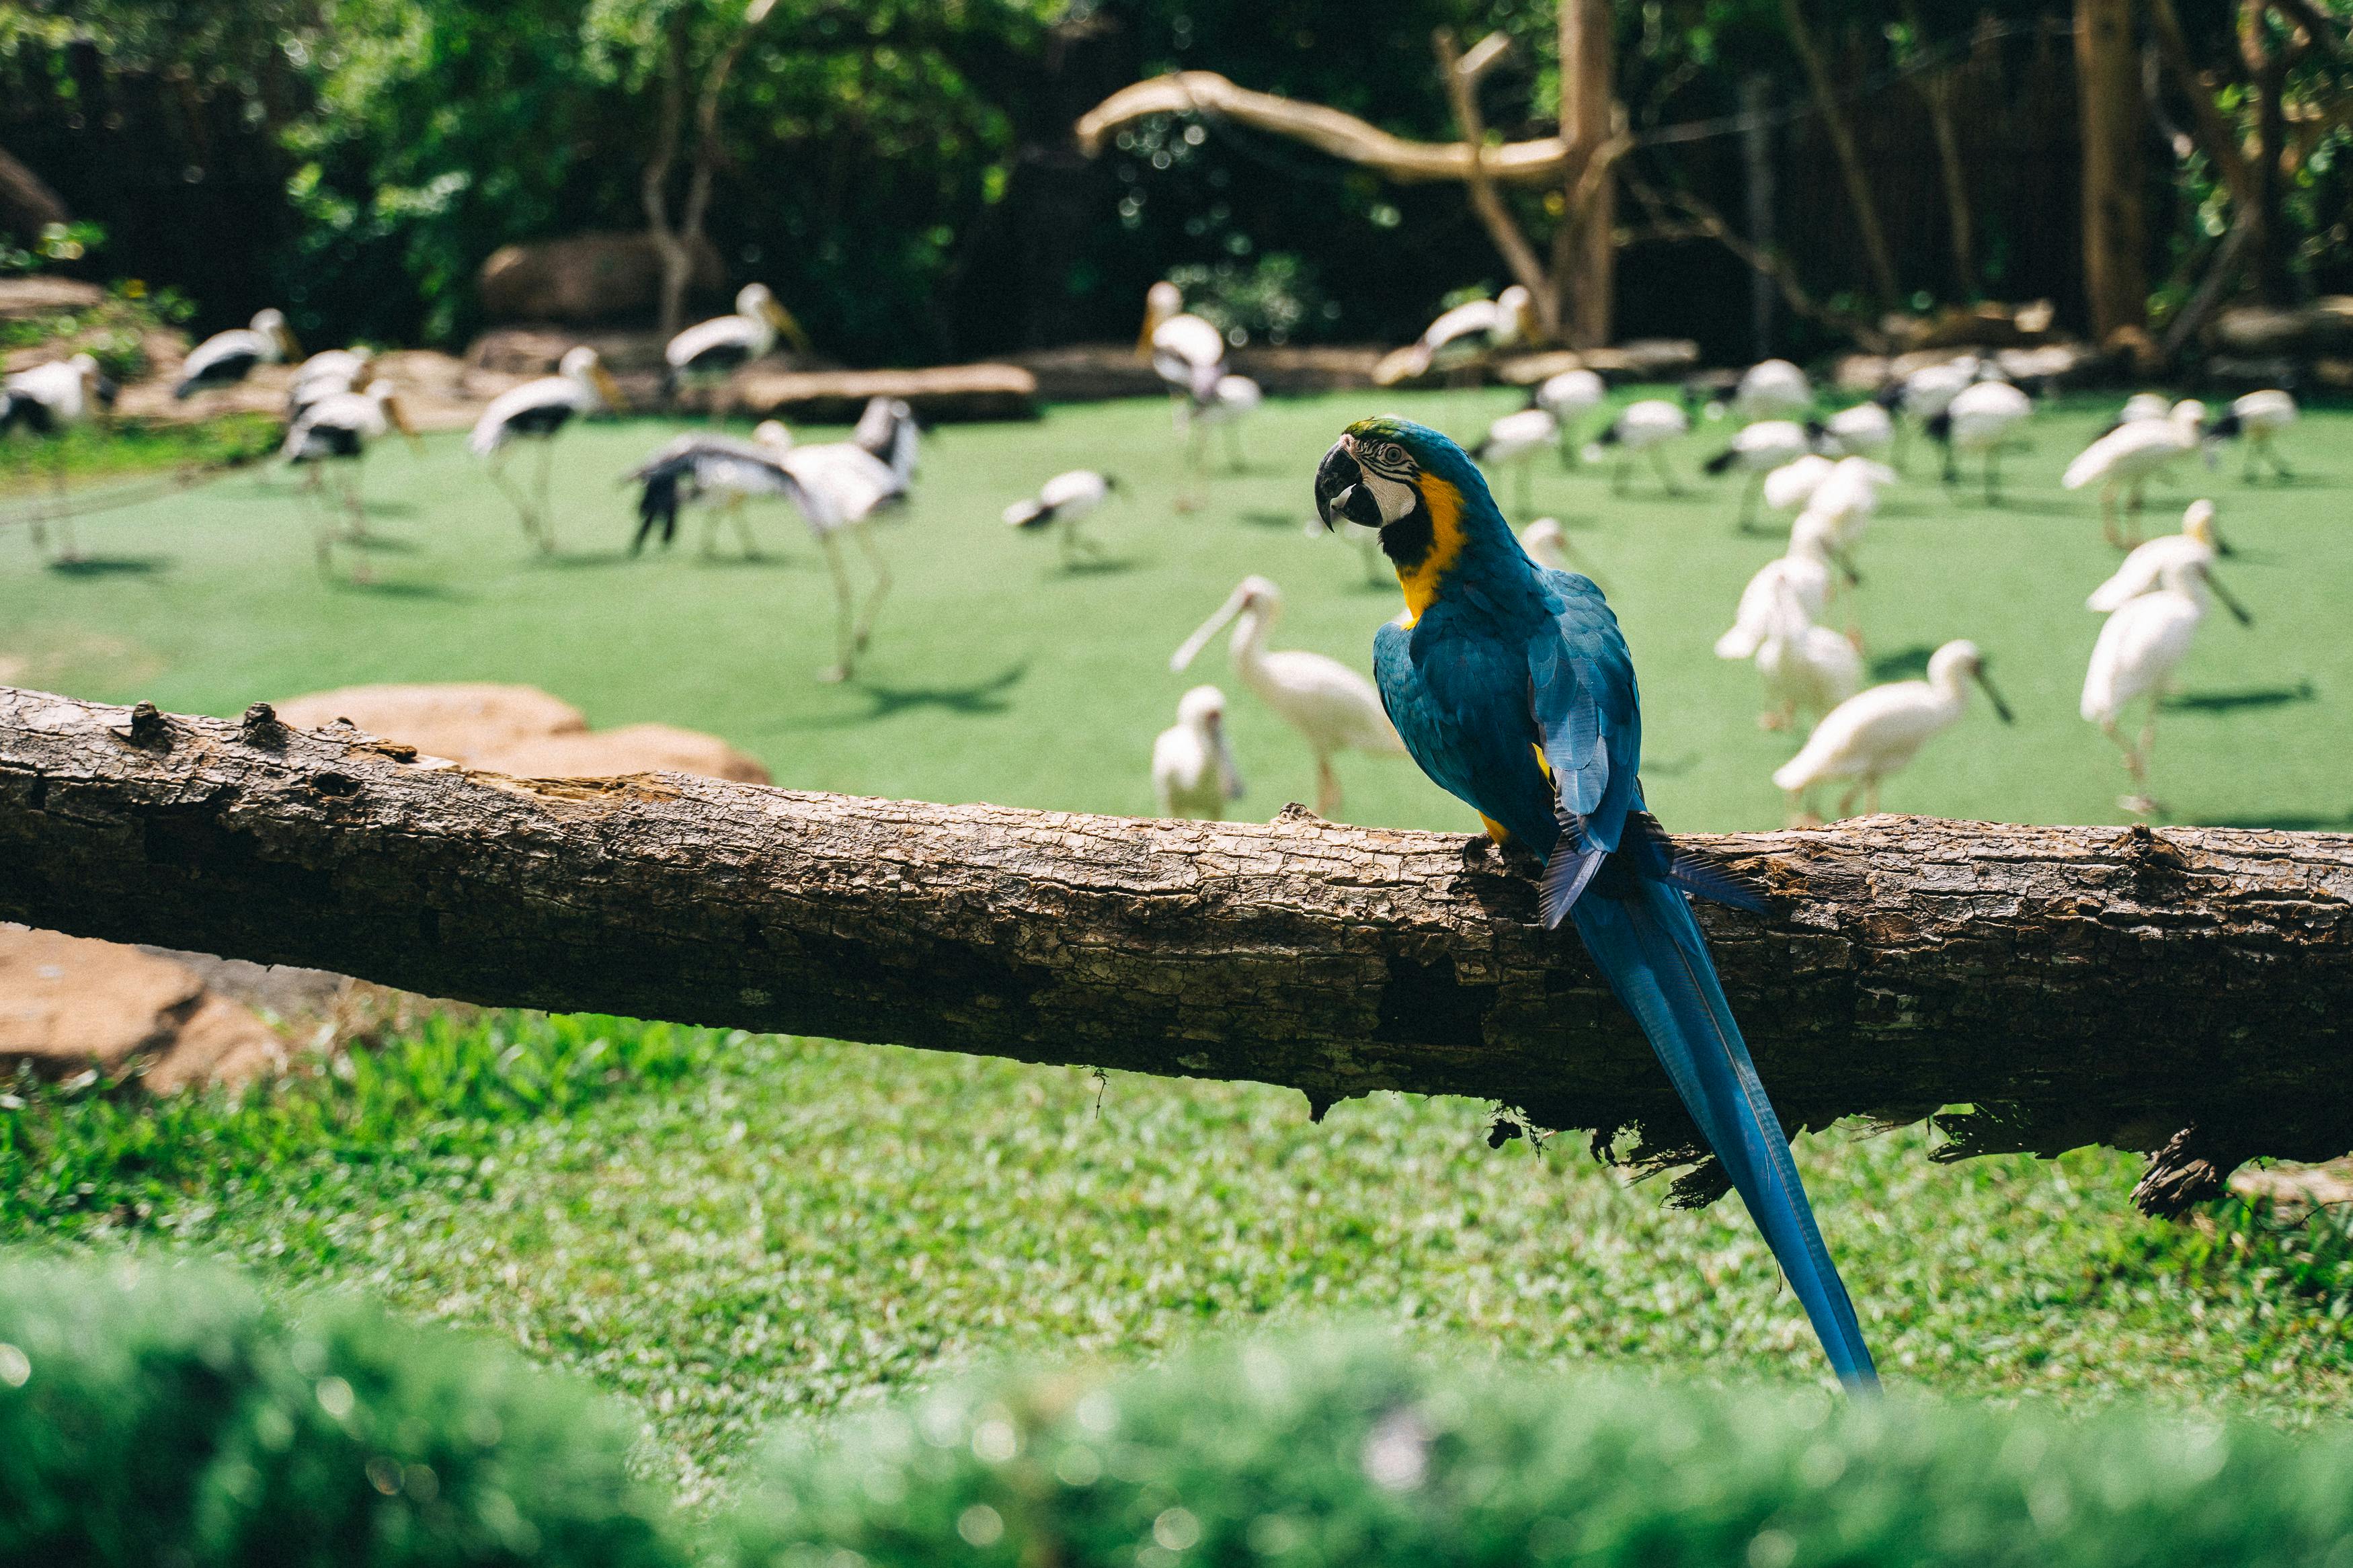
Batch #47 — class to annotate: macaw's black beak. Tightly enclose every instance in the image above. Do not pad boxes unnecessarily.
[1314,441,1382,532]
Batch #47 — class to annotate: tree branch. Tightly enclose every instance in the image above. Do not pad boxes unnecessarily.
[1074,71,1576,185]
[1433,30,1557,337]
[1780,0,1901,304]
[1620,173,1892,352]
[3,686,2350,1215]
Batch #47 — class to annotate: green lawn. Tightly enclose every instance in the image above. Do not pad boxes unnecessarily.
[3,387,2346,832]
[4,389,2352,1493]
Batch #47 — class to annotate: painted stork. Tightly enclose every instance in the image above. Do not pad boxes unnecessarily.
[1583,399,1689,495]
[280,380,420,582]
[175,308,298,399]
[469,345,623,551]
[662,283,807,414]
[2205,390,2299,482]
[1373,286,1537,385]
[1729,358,1814,423]
[1004,469,1119,565]
[1138,283,1260,503]
[286,348,375,422]
[1704,419,1828,530]
[625,425,811,561]
[1152,685,1244,820]
[776,398,919,682]
[2,352,117,561]
[1470,405,1559,514]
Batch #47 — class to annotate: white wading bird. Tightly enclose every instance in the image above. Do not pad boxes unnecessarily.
[1729,358,1814,422]
[2086,500,2236,612]
[2206,390,2299,482]
[776,399,920,682]
[1518,516,1607,587]
[1928,379,2033,502]
[1373,286,1537,385]
[469,345,623,551]
[1584,399,1688,494]
[1470,404,1559,514]
[1747,577,1862,733]
[1152,684,1244,820]
[1,352,116,561]
[1535,368,1606,462]
[2100,391,2176,435]
[1771,639,2012,824]
[1170,575,1405,817]
[663,283,806,413]
[1762,453,1836,518]
[1004,468,1119,564]
[280,380,420,581]
[1823,399,1893,459]
[1706,419,1827,530]
[1716,508,1851,664]
[2063,398,2207,548]
[2081,552,2249,816]
[174,308,298,399]
[1138,282,1261,504]
[286,347,374,422]
[1874,354,1997,470]
[625,425,805,560]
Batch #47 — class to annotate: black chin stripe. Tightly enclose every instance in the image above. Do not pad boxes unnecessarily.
[1380,495,1435,569]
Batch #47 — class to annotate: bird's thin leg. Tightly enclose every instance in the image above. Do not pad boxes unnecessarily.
[1737,475,1761,533]
[2266,438,2293,481]
[2100,486,2123,550]
[1759,699,1791,732]
[1941,441,1958,486]
[44,449,75,563]
[1651,449,1679,496]
[1833,782,1862,820]
[733,501,760,560]
[1985,448,2001,507]
[1864,778,1882,815]
[344,470,375,584]
[1314,755,1343,819]
[487,453,539,547]
[849,520,890,655]
[532,438,558,552]
[816,529,856,682]
[1225,423,1246,473]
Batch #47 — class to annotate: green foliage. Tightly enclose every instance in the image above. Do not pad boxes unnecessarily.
[0,219,108,274]
[2112,1196,2353,1305]
[0,277,198,384]
[0,1257,682,1567]
[717,1332,2353,1567]
[1163,253,1334,346]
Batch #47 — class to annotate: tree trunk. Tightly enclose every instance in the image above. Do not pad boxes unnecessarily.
[1555,0,1616,348]
[1435,30,1559,339]
[1904,3,1977,299]
[2075,0,2149,343]
[1780,0,1901,305]
[0,143,69,239]
[5,688,2352,1214]
[642,13,693,342]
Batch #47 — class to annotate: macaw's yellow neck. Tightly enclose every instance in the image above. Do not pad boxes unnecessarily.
[1394,474,1469,626]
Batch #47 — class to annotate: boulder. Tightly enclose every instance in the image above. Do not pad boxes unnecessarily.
[0,925,282,1091]
[2207,297,2353,358]
[477,231,725,324]
[0,276,103,323]
[274,682,588,763]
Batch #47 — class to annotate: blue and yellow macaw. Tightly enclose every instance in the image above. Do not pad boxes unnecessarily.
[1314,415,1878,1390]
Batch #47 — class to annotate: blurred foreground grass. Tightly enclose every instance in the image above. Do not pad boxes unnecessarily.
[5,1014,2348,1501]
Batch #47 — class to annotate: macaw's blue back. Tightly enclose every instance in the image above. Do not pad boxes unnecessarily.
[1315,415,1877,1389]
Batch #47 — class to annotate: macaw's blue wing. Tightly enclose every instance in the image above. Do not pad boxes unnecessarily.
[1526,568,1644,927]
[1573,873,1879,1389]
[1374,610,1560,855]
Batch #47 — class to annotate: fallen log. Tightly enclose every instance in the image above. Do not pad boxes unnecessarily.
[3,686,2348,1214]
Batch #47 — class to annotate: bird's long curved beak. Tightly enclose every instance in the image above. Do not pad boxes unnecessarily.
[279,325,304,360]
[768,300,813,355]
[2210,526,2237,559]
[2208,571,2254,626]
[1312,440,1383,534]
[592,365,626,411]
[1975,665,2016,724]
[1172,586,1249,673]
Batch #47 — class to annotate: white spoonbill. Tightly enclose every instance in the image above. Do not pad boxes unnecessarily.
[1535,368,1606,461]
[469,345,623,550]
[1877,354,1995,470]
[1,352,116,561]
[1730,358,1814,421]
[664,283,806,413]
[2063,399,2207,547]
[1715,510,1848,661]
[1749,577,1862,733]
[1372,286,1536,385]
[2081,552,2249,815]
[1771,639,2013,823]
[1170,575,1405,817]
[1152,685,1244,820]
[1823,400,1893,459]
[1583,399,1688,495]
[2086,500,2239,612]
[175,308,298,399]
[2206,390,2299,482]
[1929,379,2033,502]
[1704,419,1825,530]
[1470,405,1559,513]
[1762,453,1836,517]
[2100,391,2175,435]
[1004,468,1119,564]
[280,380,420,581]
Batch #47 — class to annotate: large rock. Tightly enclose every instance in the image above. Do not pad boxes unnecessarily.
[273,683,588,763]
[0,925,283,1091]
[477,231,725,324]
[272,683,769,785]
[729,362,1037,423]
[0,276,103,323]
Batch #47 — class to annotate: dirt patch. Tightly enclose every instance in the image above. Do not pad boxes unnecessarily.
[474,723,770,784]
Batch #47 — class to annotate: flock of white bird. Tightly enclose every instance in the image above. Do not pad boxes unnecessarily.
[2,280,2311,826]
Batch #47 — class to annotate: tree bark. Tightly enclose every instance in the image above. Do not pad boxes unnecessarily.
[0,144,69,239]
[1780,0,1901,305]
[3,686,2350,1215]
[1434,30,1558,339]
[1554,0,1616,349]
[2075,0,2149,343]
[640,13,693,341]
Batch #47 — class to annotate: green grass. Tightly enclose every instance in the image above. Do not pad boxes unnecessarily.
[4,392,2352,1493]
[1,388,2346,832]
[7,1018,2353,1503]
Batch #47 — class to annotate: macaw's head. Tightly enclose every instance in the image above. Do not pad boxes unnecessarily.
[1313,416,1500,577]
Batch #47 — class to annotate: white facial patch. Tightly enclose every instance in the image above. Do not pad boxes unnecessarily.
[1362,470,1417,526]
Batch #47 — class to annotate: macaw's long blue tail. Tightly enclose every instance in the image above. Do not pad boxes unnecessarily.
[1572,875,1879,1390]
